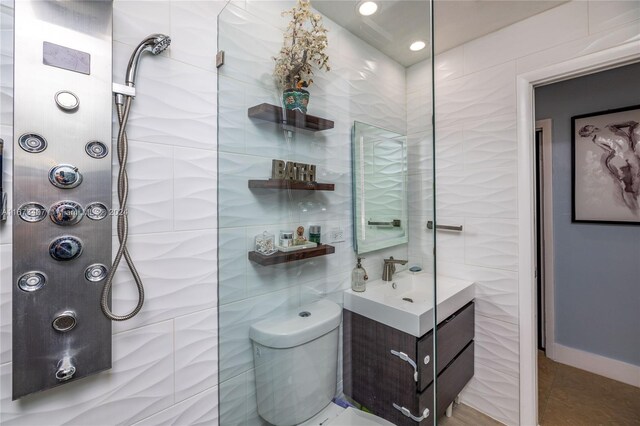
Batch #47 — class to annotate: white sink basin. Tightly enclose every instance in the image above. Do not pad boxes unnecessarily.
[343,271,475,337]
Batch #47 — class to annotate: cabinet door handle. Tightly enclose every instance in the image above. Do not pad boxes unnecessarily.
[423,355,430,365]
[392,404,430,422]
[390,350,418,382]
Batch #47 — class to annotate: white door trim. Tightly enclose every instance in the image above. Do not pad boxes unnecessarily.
[517,41,640,426]
[535,118,555,359]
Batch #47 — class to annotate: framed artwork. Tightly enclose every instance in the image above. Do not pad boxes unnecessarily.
[572,105,640,224]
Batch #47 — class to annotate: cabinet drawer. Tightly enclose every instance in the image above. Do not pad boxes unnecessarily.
[418,302,474,390]
[418,341,474,422]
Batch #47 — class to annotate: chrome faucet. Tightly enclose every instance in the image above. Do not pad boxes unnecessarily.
[382,256,408,281]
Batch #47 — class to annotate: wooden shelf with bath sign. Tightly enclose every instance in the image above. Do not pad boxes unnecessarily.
[248,103,334,131]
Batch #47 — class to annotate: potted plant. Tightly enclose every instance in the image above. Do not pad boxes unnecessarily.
[273,0,330,114]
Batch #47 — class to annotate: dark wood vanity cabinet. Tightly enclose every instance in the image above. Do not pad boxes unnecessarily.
[343,302,475,426]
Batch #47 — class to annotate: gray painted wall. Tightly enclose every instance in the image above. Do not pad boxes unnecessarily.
[535,62,640,366]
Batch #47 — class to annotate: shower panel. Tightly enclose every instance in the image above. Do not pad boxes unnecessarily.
[12,0,113,399]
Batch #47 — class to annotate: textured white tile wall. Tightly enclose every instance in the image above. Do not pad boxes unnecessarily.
[216,1,412,423]
[410,2,640,425]
[0,1,220,424]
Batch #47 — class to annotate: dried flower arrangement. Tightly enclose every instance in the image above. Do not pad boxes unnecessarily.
[273,0,330,112]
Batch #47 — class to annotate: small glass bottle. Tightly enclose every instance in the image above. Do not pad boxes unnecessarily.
[279,231,294,247]
[351,257,368,292]
[309,225,321,244]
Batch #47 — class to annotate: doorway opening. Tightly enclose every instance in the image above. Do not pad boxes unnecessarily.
[532,63,640,424]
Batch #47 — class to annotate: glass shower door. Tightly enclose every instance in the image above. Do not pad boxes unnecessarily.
[216,1,437,424]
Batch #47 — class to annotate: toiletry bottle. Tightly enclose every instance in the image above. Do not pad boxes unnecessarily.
[351,257,368,292]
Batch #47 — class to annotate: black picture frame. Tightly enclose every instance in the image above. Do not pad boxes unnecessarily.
[571,105,640,225]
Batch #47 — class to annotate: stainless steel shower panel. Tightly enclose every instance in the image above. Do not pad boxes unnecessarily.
[13,0,113,399]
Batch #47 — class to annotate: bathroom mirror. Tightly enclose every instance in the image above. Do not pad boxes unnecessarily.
[352,121,408,254]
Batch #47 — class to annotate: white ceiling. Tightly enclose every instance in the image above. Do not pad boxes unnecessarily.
[314,0,569,67]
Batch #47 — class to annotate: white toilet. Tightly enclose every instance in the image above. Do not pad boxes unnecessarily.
[249,299,394,426]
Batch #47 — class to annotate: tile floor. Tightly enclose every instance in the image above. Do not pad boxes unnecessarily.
[538,351,640,425]
[438,403,502,426]
[438,351,640,426]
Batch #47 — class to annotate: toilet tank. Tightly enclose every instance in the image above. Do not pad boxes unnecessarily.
[249,300,342,426]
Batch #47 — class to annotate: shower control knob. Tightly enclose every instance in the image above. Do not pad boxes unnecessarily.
[49,236,83,261]
[50,201,84,226]
[49,164,82,189]
[54,90,79,112]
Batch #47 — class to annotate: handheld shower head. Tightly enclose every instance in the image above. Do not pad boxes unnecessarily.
[151,34,171,55]
[125,33,171,86]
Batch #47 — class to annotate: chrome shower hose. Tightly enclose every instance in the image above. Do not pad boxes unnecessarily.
[100,94,145,321]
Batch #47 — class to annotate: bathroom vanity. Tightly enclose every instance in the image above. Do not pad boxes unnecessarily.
[343,272,475,425]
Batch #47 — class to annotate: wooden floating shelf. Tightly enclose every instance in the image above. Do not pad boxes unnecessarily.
[248,179,334,191]
[248,103,335,131]
[248,244,336,266]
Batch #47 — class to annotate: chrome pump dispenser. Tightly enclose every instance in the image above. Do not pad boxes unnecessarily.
[351,257,368,292]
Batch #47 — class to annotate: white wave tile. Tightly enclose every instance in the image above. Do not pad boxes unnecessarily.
[245,367,269,426]
[173,147,217,232]
[435,61,516,129]
[112,41,216,150]
[218,152,299,228]
[218,75,248,155]
[113,1,171,49]
[111,140,174,235]
[132,386,218,426]
[434,46,464,83]
[218,287,298,382]
[463,1,588,75]
[169,1,225,71]
[0,321,174,425]
[435,166,468,219]
[435,126,464,172]
[465,218,518,271]
[588,1,640,35]
[219,227,247,305]
[463,113,517,170]
[217,3,283,90]
[174,308,218,403]
[475,315,519,378]
[516,18,640,75]
[0,4,13,128]
[462,167,518,219]
[0,244,11,363]
[437,261,518,325]
[460,362,519,426]
[432,217,465,261]
[111,230,217,333]
[219,375,245,425]
[407,130,434,177]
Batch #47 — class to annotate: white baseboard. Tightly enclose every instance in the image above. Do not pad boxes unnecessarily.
[550,343,640,388]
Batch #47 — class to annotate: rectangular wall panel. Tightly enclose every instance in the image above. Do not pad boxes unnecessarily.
[12,0,113,399]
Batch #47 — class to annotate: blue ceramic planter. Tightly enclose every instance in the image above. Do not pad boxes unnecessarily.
[283,88,310,114]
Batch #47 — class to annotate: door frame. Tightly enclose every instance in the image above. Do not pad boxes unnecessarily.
[516,41,640,426]
[535,118,555,358]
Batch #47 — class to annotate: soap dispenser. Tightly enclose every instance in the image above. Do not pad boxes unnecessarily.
[351,257,368,292]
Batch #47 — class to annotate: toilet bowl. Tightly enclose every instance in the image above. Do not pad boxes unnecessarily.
[249,299,392,426]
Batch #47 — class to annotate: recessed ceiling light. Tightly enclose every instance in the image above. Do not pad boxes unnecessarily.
[410,41,426,51]
[358,1,378,16]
